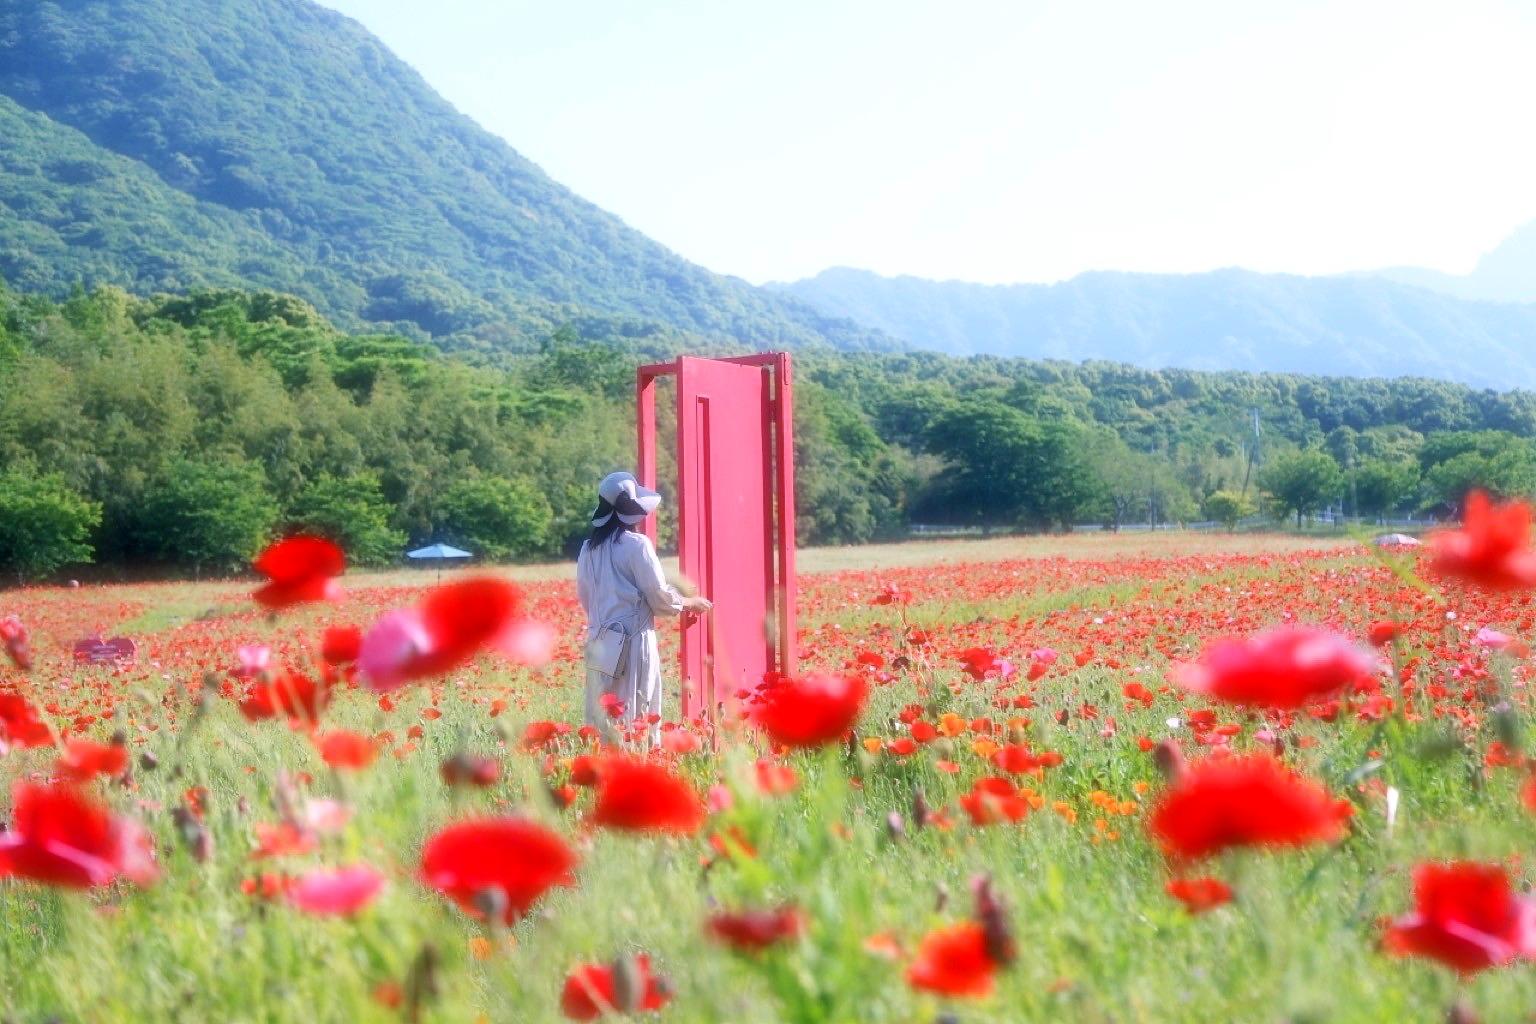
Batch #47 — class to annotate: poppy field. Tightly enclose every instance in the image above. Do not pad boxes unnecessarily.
[4,508,1536,1023]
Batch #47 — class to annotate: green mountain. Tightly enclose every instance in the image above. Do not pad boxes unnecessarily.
[0,0,890,354]
[774,266,1536,390]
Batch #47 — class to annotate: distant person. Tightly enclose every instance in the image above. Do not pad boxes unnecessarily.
[577,471,710,743]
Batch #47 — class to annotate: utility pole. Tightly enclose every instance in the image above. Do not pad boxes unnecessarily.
[1239,408,1261,496]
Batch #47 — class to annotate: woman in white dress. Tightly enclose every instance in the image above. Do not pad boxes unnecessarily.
[577,471,711,744]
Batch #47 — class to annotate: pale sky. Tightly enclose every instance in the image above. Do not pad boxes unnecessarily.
[319,0,1536,286]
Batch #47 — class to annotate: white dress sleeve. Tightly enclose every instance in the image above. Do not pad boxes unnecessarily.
[625,535,687,617]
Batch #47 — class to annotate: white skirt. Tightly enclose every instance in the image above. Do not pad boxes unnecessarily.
[584,628,662,744]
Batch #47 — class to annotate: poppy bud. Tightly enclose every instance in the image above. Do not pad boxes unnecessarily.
[912,788,932,831]
[1446,999,1481,1024]
[1153,739,1185,781]
[933,883,949,914]
[612,954,644,1013]
[171,806,214,863]
[472,885,510,924]
[404,943,440,1019]
[886,812,905,842]
[139,750,159,772]
[971,874,1015,967]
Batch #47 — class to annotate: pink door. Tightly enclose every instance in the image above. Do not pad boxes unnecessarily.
[675,357,776,722]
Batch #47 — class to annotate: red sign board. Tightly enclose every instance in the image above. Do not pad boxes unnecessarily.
[636,354,796,727]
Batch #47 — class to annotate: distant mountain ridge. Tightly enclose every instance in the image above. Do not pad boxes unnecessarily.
[773,264,1536,390]
[1360,220,1536,304]
[0,0,891,353]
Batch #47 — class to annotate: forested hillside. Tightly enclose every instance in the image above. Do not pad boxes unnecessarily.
[4,281,1535,580]
[777,266,1536,389]
[0,0,890,355]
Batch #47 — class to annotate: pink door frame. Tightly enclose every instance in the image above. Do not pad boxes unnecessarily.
[635,353,797,727]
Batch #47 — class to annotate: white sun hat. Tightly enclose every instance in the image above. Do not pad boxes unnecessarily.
[591,471,662,526]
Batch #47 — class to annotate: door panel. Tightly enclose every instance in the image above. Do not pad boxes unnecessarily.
[675,357,774,721]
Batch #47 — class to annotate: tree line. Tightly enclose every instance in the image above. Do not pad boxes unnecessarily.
[1,281,1532,581]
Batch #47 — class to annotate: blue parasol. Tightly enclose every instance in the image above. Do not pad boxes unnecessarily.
[406,543,472,582]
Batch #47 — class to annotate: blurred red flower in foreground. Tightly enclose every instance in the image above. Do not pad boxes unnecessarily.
[419,818,577,924]
[589,756,705,835]
[315,730,377,771]
[358,577,524,691]
[560,954,671,1020]
[1382,861,1536,975]
[1149,754,1352,860]
[959,776,1031,825]
[54,738,128,782]
[705,905,806,952]
[1367,620,1402,646]
[252,536,345,609]
[0,782,156,888]
[1172,626,1377,709]
[907,875,1014,998]
[239,670,330,725]
[320,625,362,666]
[287,864,385,917]
[1166,876,1234,914]
[1,615,33,670]
[906,924,998,998]
[1429,490,1536,591]
[0,691,54,749]
[752,672,868,748]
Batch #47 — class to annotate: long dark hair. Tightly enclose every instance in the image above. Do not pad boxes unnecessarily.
[588,516,634,549]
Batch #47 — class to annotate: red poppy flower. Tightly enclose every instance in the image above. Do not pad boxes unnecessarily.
[251,821,316,860]
[419,818,578,924]
[957,647,1012,682]
[252,536,345,609]
[287,863,386,917]
[0,615,32,671]
[1172,626,1377,709]
[522,720,564,751]
[1430,491,1536,591]
[1166,876,1234,914]
[54,738,128,782]
[239,670,330,724]
[320,625,362,665]
[1367,620,1402,646]
[569,754,601,787]
[415,577,524,675]
[1383,861,1536,975]
[560,954,671,1020]
[960,776,1031,826]
[753,758,798,796]
[906,923,998,998]
[0,782,156,888]
[589,755,705,834]
[706,905,806,951]
[0,691,54,749]
[359,578,523,690]
[1149,754,1351,860]
[661,729,702,755]
[992,744,1044,774]
[752,672,868,748]
[315,730,377,771]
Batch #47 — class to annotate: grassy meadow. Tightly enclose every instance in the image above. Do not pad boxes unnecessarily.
[1,531,1533,1023]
